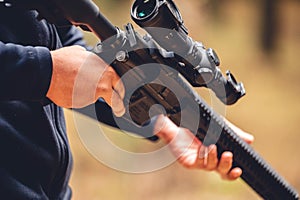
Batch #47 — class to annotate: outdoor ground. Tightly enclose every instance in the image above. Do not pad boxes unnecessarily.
[66,0,300,199]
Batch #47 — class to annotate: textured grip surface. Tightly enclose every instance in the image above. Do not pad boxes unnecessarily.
[193,99,299,200]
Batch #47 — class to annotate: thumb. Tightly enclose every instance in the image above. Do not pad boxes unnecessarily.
[224,118,254,144]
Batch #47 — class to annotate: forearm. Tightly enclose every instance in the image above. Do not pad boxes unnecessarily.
[0,41,52,101]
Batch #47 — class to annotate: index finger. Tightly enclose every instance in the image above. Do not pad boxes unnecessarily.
[109,67,125,100]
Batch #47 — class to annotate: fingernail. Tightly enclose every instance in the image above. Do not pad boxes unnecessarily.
[113,107,126,117]
[199,146,208,159]
[248,135,255,142]
[208,144,216,153]
[223,151,233,159]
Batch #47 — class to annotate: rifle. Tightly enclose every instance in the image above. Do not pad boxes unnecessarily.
[12,0,299,199]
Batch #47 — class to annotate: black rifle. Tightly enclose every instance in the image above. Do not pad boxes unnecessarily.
[11,0,299,199]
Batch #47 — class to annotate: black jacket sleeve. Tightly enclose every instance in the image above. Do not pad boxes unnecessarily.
[0,41,52,101]
[56,25,87,48]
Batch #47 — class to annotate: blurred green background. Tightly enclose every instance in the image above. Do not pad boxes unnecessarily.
[65,0,300,199]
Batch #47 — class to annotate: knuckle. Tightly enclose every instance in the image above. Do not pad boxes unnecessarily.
[70,66,79,76]
[107,66,115,72]
[206,168,215,172]
[97,84,110,94]
[206,165,216,171]
[217,167,227,175]
[106,68,115,77]
[197,163,206,169]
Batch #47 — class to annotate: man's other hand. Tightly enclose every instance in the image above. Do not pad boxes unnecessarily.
[155,115,254,181]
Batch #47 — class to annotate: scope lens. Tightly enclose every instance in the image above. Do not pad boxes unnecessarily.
[135,0,157,19]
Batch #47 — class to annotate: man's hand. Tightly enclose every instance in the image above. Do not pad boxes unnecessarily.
[154,115,254,181]
[47,45,125,116]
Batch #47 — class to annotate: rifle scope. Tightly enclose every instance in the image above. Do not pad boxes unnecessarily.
[131,0,245,105]
[131,0,184,32]
[131,0,190,56]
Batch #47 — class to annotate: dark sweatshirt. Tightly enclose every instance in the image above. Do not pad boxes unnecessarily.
[0,3,85,199]
[0,1,160,199]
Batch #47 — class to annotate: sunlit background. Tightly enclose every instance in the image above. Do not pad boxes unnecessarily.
[65,0,300,199]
